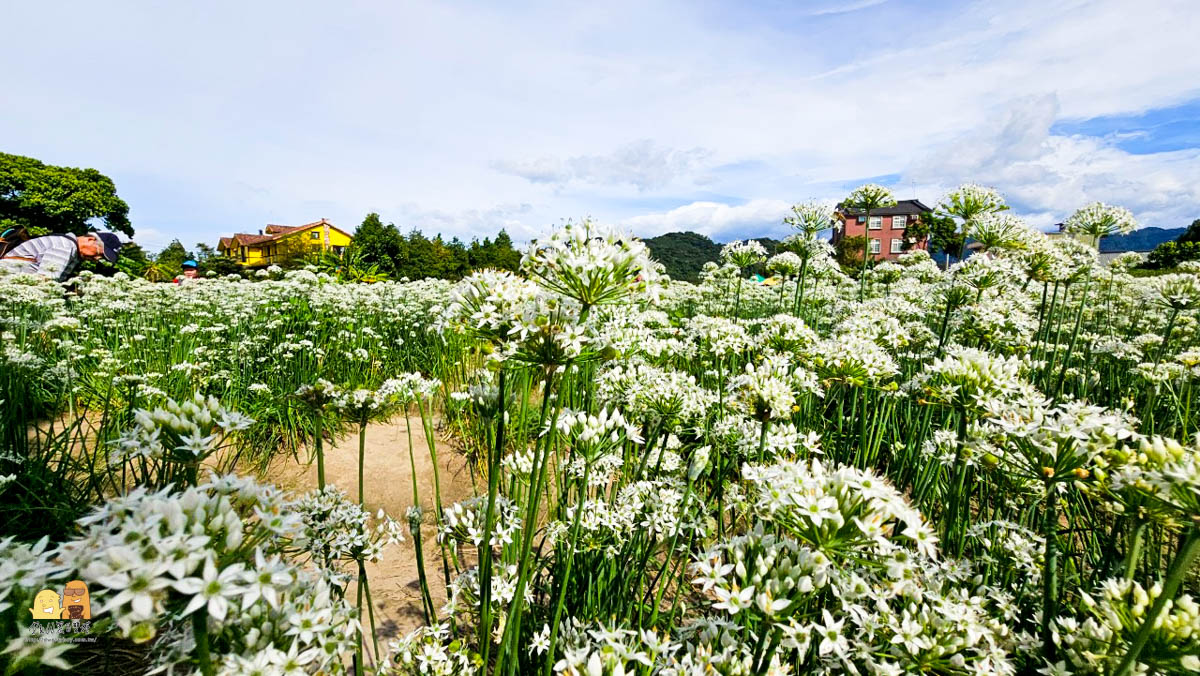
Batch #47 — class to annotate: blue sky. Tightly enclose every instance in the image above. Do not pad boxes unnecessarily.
[4,0,1199,251]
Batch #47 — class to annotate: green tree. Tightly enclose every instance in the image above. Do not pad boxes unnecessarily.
[0,151,132,237]
[194,243,217,262]
[835,235,868,271]
[447,236,471,278]
[1147,241,1200,269]
[489,230,521,271]
[115,242,149,277]
[642,232,721,282]
[155,240,193,275]
[204,256,244,277]
[349,212,403,276]
[908,213,964,268]
[1175,218,1200,244]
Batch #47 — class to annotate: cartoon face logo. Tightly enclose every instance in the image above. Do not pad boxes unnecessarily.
[60,580,91,620]
[29,589,61,620]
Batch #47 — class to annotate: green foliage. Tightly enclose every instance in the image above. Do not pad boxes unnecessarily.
[836,234,868,270]
[1146,240,1200,269]
[348,212,521,281]
[115,241,148,274]
[203,255,243,277]
[155,239,193,274]
[642,232,782,282]
[0,151,132,237]
[1174,219,1200,244]
[194,242,217,262]
[643,232,722,282]
[919,212,965,260]
[308,247,389,283]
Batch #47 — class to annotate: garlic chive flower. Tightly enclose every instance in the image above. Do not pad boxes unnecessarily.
[1062,202,1138,241]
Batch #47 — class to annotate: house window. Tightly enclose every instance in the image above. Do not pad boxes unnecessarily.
[310,231,321,240]
[333,246,345,256]
[868,216,882,230]
[869,238,881,254]
[892,215,906,229]
[240,247,246,262]
[890,238,904,254]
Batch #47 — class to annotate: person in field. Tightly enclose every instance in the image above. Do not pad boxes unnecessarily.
[0,231,123,281]
[175,259,200,283]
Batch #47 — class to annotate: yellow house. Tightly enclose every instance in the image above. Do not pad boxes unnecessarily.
[218,219,353,267]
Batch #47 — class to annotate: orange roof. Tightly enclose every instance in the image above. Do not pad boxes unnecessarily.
[220,219,349,248]
[233,233,274,245]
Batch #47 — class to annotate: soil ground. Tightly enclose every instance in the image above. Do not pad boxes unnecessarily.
[266,415,478,641]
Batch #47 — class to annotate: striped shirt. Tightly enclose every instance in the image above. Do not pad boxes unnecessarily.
[0,234,81,281]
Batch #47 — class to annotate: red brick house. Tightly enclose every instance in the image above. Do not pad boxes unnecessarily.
[834,199,933,261]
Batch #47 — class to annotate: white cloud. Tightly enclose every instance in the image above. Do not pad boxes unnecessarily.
[807,0,890,17]
[1,0,1198,245]
[492,140,712,191]
[909,95,1200,229]
[621,199,793,241]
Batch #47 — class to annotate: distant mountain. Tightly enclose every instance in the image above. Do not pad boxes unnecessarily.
[643,231,783,282]
[643,232,721,282]
[1098,227,1185,252]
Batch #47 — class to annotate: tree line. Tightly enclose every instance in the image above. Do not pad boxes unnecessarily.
[349,213,521,279]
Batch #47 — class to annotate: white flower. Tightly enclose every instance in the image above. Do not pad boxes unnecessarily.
[1062,202,1138,239]
[174,557,246,622]
[712,585,755,615]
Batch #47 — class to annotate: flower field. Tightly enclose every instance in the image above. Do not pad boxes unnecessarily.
[4,195,1200,675]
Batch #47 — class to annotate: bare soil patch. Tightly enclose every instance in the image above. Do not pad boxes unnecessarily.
[266,415,478,638]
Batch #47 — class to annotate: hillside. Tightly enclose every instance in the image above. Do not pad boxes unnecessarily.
[643,232,781,282]
[1097,226,1184,252]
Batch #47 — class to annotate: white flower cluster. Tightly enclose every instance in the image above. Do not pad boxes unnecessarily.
[720,240,768,269]
[730,353,821,421]
[1062,202,1138,239]
[940,183,1006,219]
[784,200,836,237]
[521,220,663,306]
[109,392,253,465]
[438,495,522,550]
[291,485,405,567]
[1052,578,1200,675]
[14,475,365,673]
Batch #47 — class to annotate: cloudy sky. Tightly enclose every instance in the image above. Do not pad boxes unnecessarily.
[4,0,1199,250]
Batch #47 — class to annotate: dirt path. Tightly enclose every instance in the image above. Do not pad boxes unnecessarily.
[266,415,478,639]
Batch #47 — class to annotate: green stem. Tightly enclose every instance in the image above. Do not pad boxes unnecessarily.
[357,423,367,505]
[497,370,560,673]
[360,560,381,664]
[1114,530,1200,676]
[405,411,420,507]
[543,461,593,676]
[478,368,508,667]
[192,608,214,676]
[1054,271,1092,398]
[859,208,871,302]
[793,257,809,317]
[1123,519,1148,581]
[1041,482,1059,660]
[315,426,325,490]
